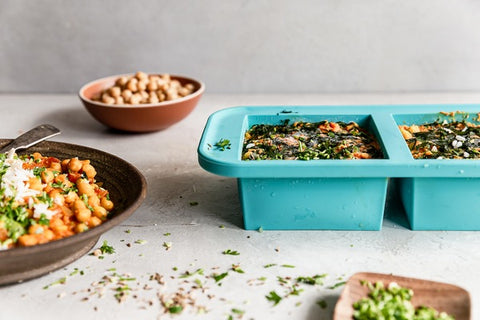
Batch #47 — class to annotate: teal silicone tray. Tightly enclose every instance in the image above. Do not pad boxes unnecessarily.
[198,104,480,231]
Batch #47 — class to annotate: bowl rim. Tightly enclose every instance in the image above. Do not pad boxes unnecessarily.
[78,73,205,109]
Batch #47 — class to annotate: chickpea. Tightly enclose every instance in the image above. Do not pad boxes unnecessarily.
[75,208,91,223]
[28,177,43,191]
[101,197,114,211]
[101,93,115,105]
[137,79,147,92]
[147,80,158,91]
[92,72,196,105]
[18,234,38,246]
[82,163,97,179]
[77,179,95,197]
[88,194,100,208]
[122,89,133,102]
[74,223,89,233]
[135,71,148,80]
[127,78,138,92]
[68,158,83,172]
[93,206,107,220]
[115,96,124,105]
[115,76,128,87]
[89,216,102,227]
[49,161,62,172]
[41,169,55,184]
[130,93,142,104]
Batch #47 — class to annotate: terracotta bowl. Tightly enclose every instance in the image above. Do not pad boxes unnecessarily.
[79,74,205,132]
[0,139,147,286]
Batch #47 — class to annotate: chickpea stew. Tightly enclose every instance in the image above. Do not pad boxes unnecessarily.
[242,120,384,160]
[0,150,113,250]
[399,118,480,159]
[92,71,196,105]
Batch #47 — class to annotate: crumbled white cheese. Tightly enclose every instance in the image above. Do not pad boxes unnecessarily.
[33,202,55,219]
[431,146,438,152]
[452,140,463,148]
[455,135,466,142]
[1,154,38,204]
[0,152,54,218]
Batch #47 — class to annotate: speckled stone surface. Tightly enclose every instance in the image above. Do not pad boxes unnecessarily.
[0,93,479,319]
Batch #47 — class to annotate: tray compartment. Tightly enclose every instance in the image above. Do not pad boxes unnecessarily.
[394,111,480,230]
[239,177,387,230]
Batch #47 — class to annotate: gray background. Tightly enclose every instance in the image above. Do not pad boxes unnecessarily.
[1,0,479,94]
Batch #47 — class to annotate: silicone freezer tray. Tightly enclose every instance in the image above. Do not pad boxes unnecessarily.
[198,105,480,231]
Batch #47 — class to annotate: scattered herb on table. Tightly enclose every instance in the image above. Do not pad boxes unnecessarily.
[296,274,327,285]
[189,201,199,206]
[99,240,115,254]
[353,280,455,320]
[328,281,346,289]
[266,290,283,306]
[214,138,231,151]
[163,241,172,250]
[213,272,228,283]
[223,249,240,255]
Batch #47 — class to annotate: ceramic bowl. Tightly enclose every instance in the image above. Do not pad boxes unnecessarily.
[0,139,147,286]
[79,73,204,132]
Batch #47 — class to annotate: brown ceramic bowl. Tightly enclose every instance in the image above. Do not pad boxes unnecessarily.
[79,73,205,132]
[0,139,147,286]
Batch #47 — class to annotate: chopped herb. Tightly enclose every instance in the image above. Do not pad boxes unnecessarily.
[328,281,346,289]
[163,241,172,250]
[163,232,171,236]
[214,138,231,151]
[219,225,225,229]
[264,263,277,268]
[37,214,50,226]
[281,264,295,268]
[231,308,245,315]
[189,201,199,206]
[266,290,282,306]
[213,272,228,283]
[223,249,240,255]
[99,240,115,254]
[43,276,67,289]
[168,305,183,314]
[296,274,327,285]
[124,229,131,234]
[179,268,204,278]
[317,299,328,309]
[134,239,147,245]
[231,264,245,274]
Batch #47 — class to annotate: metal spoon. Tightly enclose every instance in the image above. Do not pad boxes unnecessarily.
[0,124,61,154]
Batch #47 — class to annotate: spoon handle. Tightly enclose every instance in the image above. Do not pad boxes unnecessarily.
[0,124,61,154]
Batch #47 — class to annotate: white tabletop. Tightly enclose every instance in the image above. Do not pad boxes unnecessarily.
[1,93,479,319]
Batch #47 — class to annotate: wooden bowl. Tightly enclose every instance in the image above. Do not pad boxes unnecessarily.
[79,73,204,132]
[0,140,147,286]
[334,272,471,320]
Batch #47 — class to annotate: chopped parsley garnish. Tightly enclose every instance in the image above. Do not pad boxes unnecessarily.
[99,240,115,254]
[222,249,240,255]
[213,272,228,283]
[214,138,231,151]
[266,290,282,306]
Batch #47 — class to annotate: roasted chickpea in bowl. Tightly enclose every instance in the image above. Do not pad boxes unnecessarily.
[79,72,204,132]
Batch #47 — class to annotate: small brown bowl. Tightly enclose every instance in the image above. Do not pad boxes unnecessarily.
[0,139,147,286]
[79,73,205,132]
